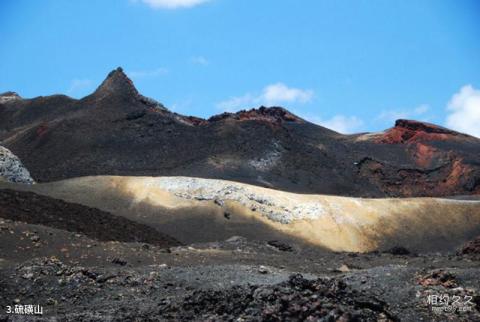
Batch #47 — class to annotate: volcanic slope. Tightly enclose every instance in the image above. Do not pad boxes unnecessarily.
[1,68,480,197]
[2,176,479,253]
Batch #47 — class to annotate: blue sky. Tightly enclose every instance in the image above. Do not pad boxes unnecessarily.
[1,0,479,135]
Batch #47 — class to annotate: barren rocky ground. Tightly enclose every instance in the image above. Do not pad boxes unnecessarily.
[0,185,479,321]
[0,217,479,321]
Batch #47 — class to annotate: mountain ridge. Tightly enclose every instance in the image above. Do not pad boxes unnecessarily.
[1,67,479,198]
[1,67,477,138]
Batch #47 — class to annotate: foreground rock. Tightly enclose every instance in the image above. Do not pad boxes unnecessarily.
[0,146,34,184]
[1,247,479,321]
[159,274,398,321]
[0,207,479,321]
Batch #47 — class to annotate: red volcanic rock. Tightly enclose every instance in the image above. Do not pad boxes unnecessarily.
[410,143,438,168]
[379,119,468,144]
[208,106,303,124]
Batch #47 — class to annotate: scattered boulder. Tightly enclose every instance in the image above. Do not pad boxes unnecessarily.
[336,264,351,273]
[258,265,269,274]
[30,234,40,243]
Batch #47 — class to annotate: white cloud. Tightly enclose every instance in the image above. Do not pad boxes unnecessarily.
[263,83,314,105]
[318,115,364,134]
[127,68,168,79]
[138,0,209,9]
[414,104,429,115]
[217,93,256,112]
[67,79,94,97]
[170,99,192,113]
[376,104,429,124]
[217,83,314,112]
[445,85,480,138]
[303,114,364,134]
[190,56,209,66]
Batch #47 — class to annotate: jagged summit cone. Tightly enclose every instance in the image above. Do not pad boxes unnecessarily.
[88,67,167,112]
[92,67,139,100]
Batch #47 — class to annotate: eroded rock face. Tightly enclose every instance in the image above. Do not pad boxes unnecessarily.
[0,146,34,184]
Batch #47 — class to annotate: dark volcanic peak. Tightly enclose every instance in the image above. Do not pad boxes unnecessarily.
[208,106,304,124]
[93,67,139,99]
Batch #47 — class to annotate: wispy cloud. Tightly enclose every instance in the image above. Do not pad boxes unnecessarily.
[136,0,209,9]
[217,94,256,112]
[317,115,364,134]
[190,56,209,66]
[170,99,192,113]
[300,113,364,134]
[376,104,430,124]
[445,85,480,138]
[67,79,94,97]
[127,68,168,79]
[217,83,314,112]
[263,83,313,104]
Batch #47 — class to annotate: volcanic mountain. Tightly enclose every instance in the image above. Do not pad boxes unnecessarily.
[1,67,479,197]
